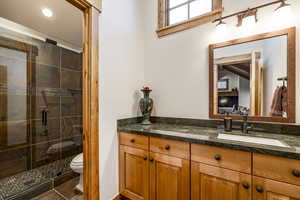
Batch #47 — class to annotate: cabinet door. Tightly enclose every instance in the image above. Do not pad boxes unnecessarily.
[253,176,300,200]
[119,145,149,200]
[149,152,190,200]
[191,162,252,200]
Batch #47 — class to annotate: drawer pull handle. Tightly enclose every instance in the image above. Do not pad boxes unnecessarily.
[130,139,135,143]
[242,183,250,190]
[256,186,264,193]
[149,158,154,162]
[143,157,148,161]
[214,154,221,161]
[292,170,300,177]
[165,145,171,150]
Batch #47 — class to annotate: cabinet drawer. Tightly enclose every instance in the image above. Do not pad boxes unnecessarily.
[119,132,149,150]
[150,137,189,159]
[253,153,300,186]
[191,144,251,173]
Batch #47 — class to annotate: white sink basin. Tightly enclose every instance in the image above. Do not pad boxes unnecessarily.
[218,134,290,148]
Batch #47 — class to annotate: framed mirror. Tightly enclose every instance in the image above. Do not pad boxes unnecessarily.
[209,27,296,123]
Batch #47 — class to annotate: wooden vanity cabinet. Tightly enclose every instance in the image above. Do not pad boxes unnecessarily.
[191,144,252,200]
[191,162,252,200]
[253,153,300,186]
[149,152,190,200]
[149,137,190,200]
[253,153,300,200]
[119,133,190,200]
[191,144,252,173]
[119,132,300,200]
[253,176,300,200]
[119,145,149,200]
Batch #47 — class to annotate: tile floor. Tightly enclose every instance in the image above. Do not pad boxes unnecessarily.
[0,156,74,200]
[33,177,83,200]
[32,191,65,200]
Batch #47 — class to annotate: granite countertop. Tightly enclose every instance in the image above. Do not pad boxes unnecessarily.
[118,123,300,160]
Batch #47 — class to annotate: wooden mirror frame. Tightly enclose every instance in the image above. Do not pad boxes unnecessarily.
[209,27,296,123]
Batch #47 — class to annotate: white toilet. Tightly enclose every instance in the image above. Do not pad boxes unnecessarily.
[70,153,84,192]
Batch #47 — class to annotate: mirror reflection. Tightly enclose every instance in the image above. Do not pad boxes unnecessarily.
[213,35,288,117]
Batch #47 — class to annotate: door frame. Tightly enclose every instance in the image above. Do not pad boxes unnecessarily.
[65,0,100,199]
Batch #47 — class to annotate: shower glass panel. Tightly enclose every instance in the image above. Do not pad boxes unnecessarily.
[0,25,83,200]
[0,45,29,178]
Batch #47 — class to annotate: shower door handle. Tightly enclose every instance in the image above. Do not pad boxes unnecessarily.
[42,110,45,125]
[42,109,48,126]
[44,111,48,126]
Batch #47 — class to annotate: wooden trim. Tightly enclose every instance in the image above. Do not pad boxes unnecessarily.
[157,0,223,37]
[85,0,101,11]
[158,0,167,29]
[68,0,101,12]
[65,0,100,200]
[157,9,223,37]
[215,52,261,65]
[209,27,296,123]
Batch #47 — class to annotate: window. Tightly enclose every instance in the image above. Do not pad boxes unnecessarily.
[157,0,223,37]
[168,0,212,25]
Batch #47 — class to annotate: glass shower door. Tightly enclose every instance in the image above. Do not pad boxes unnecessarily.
[0,43,30,180]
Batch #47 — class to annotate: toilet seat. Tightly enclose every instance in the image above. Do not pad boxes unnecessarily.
[70,153,83,167]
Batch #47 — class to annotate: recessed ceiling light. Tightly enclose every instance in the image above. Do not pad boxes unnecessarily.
[42,8,53,18]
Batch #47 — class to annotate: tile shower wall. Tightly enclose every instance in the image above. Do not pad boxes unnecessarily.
[0,27,82,198]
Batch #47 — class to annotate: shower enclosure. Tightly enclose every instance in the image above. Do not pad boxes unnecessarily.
[0,26,83,199]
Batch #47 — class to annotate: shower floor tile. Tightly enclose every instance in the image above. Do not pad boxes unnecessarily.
[0,156,75,200]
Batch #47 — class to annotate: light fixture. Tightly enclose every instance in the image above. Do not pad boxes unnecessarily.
[42,8,53,18]
[216,20,226,27]
[237,9,258,27]
[215,20,227,32]
[274,0,291,21]
[275,0,291,11]
[212,0,292,29]
[243,15,257,25]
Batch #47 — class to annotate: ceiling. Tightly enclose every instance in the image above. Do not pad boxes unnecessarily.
[0,0,83,50]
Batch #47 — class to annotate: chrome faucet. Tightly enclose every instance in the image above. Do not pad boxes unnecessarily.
[241,113,253,134]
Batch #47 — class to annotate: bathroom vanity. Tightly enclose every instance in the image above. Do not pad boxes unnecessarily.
[117,27,299,200]
[118,122,300,200]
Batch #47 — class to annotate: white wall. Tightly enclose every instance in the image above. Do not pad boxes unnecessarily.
[143,0,300,122]
[262,36,288,115]
[99,0,146,199]
[239,77,250,108]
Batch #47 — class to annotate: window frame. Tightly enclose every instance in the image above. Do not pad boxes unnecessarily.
[157,0,223,37]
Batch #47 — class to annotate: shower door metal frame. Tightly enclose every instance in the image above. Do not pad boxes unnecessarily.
[65,0,100,200]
